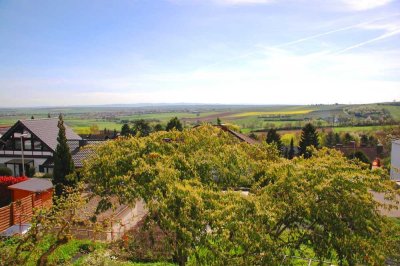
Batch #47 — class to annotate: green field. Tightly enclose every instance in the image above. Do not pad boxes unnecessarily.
[0,103,399,135]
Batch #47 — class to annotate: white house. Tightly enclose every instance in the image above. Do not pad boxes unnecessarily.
[0,119,83,176]
[391,140,400,181]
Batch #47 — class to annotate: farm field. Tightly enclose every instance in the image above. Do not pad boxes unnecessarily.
[0,103,399,135]
[229,109,314,118]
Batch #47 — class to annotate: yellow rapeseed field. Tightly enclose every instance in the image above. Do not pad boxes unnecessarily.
[230,110,313,118]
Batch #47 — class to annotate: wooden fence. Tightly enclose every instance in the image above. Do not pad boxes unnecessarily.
[0,194,52,232]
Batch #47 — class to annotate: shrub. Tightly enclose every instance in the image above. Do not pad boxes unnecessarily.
[41,173,53,179]
[0,167,12,176]
[347,151,371,164]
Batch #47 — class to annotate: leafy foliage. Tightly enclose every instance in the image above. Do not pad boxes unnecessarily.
[166,117,183,132]
[299,123,319,158]
[0,185,91,266]
[347,151,371,164]
[121,123,131,136]
[288,137,295,159]
[82,125,400,265]
[266,128,282,151]
[0,167,12,176]
[132,119,152,136]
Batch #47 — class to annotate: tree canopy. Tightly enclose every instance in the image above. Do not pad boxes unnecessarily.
[121,123,130,136]
[82,125,400,265]
[166,117,183,131]
[299,123,319,158]
[132,119,152,136]
[266,128,282,151]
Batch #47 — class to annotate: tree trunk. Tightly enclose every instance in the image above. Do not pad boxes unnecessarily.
[37,237,68,266]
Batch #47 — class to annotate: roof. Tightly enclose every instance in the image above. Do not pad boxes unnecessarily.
[192,124,260,145]
[4,159,34,165]
[72,146,97,168]
[42,141,104,168]
[8,178,53,192]
[393,139,400,145]
[19,119,81,151]
[215,125,260,145]
[334,145,378,162]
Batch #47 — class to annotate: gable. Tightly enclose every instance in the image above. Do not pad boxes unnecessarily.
[1,119,81,152]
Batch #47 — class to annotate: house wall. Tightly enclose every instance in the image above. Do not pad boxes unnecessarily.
[391,141,400,180]
[70,200,147,242]
[0,157,50,176]
[107,200,147,241]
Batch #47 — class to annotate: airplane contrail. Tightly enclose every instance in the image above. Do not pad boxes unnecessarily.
[334,28,400,54]
[278,13,400,47]
[194,13,400,71]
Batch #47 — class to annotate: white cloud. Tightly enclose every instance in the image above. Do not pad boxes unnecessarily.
[3,46,399,107]
[340,0,394,10]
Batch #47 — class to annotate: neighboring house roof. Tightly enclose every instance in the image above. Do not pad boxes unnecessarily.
[72,144,99,168]
[8,178,53,192]
[19,119,82,151]
[193,124,259,145]
[334,145,378,162]
[394,139,400,145]
[42,140,104,168]
[215,125,260,145]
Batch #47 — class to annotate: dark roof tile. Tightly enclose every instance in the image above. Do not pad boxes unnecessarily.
[20,119,81,151]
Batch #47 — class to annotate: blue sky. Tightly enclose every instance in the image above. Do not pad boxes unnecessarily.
[0,0,399,107]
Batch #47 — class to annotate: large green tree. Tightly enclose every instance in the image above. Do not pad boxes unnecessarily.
[166,117,183,131]
[121,123,130,136]
[132,119,152,136]
[53,114,75,196]
[324,131,335,147]
[299,123,319,158]
[266,128,282,151]
[82,126,399,265]
[288,137,295,159]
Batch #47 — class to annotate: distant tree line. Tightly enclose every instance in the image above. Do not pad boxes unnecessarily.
[121,117,183,137]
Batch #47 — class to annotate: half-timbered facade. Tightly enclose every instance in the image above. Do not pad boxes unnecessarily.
[0,119,82,176]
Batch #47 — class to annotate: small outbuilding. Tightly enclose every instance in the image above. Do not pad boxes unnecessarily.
[8,178,53,203]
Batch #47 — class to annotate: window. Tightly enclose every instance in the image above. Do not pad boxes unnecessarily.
[24,139,32,150]
[14,139,21,150]
[33,140,42,150]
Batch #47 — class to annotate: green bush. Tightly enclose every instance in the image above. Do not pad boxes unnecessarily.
[41,173,53,179]
[347,151,371,164]
[27,167,35,177]
[0,167,12,176]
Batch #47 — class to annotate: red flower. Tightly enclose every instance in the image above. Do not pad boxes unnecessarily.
[0,176,28,186]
